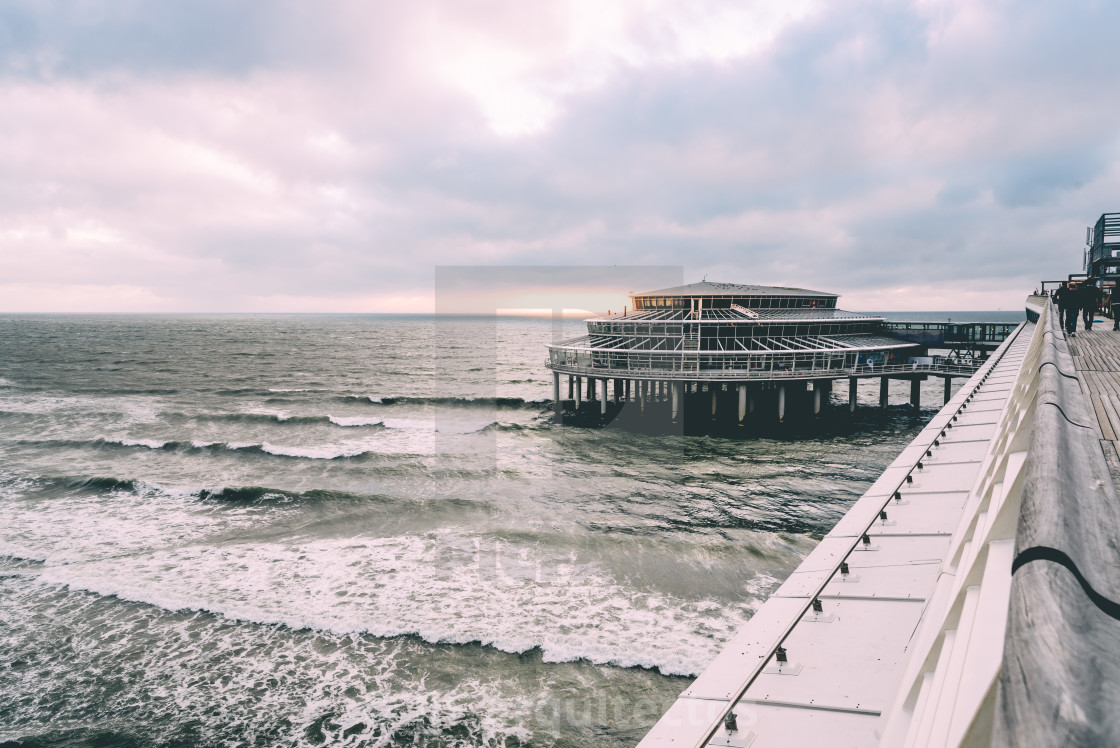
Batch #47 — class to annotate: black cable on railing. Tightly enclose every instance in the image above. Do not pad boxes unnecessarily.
[1038,360,1079,380]
[1011,546,1120,621]
[1039,401,1094,429]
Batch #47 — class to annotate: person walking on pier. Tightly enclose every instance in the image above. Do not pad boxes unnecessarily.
[1052,283,1079,335]
[1056,282,1071,331]
[1082,281,1101,331]
[1063,282,1081,336]
[1112,288,1120,331]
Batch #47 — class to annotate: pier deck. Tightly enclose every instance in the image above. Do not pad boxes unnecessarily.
[1068,329,1120,486]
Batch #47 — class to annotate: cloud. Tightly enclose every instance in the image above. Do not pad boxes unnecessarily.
[1,0,1119,312]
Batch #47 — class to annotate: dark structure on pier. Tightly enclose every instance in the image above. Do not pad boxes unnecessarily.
[546,282,1003,425]
[1088,212,1120,280]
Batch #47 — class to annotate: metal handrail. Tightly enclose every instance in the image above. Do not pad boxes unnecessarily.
[544,360,981,380]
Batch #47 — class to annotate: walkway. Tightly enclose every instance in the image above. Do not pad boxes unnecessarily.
[637,320,1035,748]
[1068,328,1120,486]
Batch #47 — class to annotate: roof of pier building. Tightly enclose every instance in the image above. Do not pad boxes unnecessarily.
[629,282,840,312]
[589,308,883,322]
[634,282,837,299]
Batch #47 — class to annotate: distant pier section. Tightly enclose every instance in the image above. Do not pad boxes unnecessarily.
[545,282,1013,424]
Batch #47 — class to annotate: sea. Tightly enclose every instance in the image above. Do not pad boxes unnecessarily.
[0,311,1022,747]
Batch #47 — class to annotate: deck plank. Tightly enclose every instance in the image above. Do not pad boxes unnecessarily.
[1068,329,1120,489]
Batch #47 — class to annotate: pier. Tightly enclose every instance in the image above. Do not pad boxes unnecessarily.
[637,295,1120,747]
[546,283,1013,427]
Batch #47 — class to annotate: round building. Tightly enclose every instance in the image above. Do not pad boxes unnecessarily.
[546,281,919,424]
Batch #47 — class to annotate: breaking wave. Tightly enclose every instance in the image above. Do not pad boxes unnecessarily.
[334,395,551,409]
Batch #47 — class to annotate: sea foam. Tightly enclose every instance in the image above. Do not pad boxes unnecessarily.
[34,530,768,677]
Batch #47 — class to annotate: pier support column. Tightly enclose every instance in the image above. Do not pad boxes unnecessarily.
[879,377,889,409]
[588,377,595,402]
[778,385,786,422]
[568,375,574,399]
[601,384,607,417]
[711,388,718,419]
[910,378,921,412]
[813,385,822,417]
[625,379,631,401]
[671,382,680,423]
[943,377,952,404]
[738,384,747,425]
[848,377,858,413]
[640,381,646,414]
[749,388,756,414]
[615,379,622,403]
[553,372,561,419]
[575,377,582,408]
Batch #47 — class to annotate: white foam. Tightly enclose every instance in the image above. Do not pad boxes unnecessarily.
[328,415,384,427]
[36,530,765,676]
[0,392,163,424]
[268,388,308,393]
[119,438,168,449]
[0,574,538,747]
[743,571,781,597]
[260,442,370,459]
[234,427,439,458]
[0,483,268,567]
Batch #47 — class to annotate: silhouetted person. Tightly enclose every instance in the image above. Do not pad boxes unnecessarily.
[1055,282,1070,330]
[1112,289,1120,331]
[1063,282,1080,336]
[1082,282,1101,331]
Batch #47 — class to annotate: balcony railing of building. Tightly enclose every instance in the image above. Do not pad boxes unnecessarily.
[884,321,1019,347]
[545,350,981,380]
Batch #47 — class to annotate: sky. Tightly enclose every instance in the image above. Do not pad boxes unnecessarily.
[2,0,1119,313]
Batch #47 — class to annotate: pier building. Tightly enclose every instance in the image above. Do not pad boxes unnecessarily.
[546,282,993,424]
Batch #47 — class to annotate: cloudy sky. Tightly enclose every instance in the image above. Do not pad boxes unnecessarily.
[2,0,1117,313]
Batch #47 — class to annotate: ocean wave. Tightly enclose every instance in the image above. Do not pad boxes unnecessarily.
[0,574,540,748]
[10,474,318,506]
[327,415,385,427]
[11,472,502,519]
[11,414,540,458]
[153,410,394,430]
[41,387,181,396]
[476,421,532,434]
[64,475,142,494]
[334,395,551,410]
[16,436,429,462]
[119,437,169,449]
[0,393,163,423]
[197,486,310,504]
[34,532,765,677]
